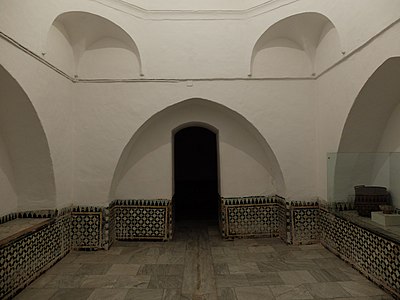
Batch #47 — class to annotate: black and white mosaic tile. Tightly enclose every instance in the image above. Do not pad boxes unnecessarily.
[320,208,400,298]
[0,215,70,299]
[3,198,400,299]
[278,199,290,243]
[289,201,320,245]
[112,199,172,241]
[70,206,104,250]
[220,196,282,238]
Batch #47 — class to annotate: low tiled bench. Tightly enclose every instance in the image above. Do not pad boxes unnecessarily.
[0,212,70,299]
[111,199,173,241]
[219,195,284,239]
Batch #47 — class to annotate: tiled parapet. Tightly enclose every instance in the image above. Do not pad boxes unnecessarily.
[0,209,58,225]
[319,199,355,212]
[288,201,320,245]
[111,199,173,241]
[0,214,70,299]
[70,206,105,250]
[0,212,18,225]
[320,208,400,299]
[220,195,283,238]
[278,198,290,243]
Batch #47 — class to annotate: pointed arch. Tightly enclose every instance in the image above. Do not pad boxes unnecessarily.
[250,12,341,77]
[109,98,285,201]
[333,57,400,203]
[0,65,56,214]
[46,11,142,78]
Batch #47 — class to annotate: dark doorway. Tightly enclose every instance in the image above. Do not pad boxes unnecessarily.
[174,126,219,221]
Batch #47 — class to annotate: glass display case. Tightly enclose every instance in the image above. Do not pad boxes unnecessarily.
[327,152,400,211]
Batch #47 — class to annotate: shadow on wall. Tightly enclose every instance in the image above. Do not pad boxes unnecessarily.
[0,66,56,215]
[251,12,342,77]
[334,57,400,206]
[109,98,285,201]
[45,11,142,79]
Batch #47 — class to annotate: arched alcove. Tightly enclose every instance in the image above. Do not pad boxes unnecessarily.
[46,11,142,79]
[251,12,341,77]
[334,57,400,204]
[339,57,400,153]
[109,98,285,201]
[0,66,56,214]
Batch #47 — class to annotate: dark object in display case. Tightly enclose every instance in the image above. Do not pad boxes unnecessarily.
[354,185,391,217]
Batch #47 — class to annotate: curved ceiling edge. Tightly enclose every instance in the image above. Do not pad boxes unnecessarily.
[90,0,300,20]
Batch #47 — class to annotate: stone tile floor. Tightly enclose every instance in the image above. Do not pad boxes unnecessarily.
[15,221,395,300]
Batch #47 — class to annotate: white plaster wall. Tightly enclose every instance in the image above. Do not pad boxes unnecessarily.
[46,11,142,79]
[252,40,313,77]
[315,21,400,201]
[125,0,268,10]
[378,104,400,209]
[0,132,17,216]
[0,0,399,210]
[314,24,342,74]
[78,38,140,79]
[0,63,56,211]
[1,0,399,79]
[247,0,400,74]
[114,100,277,199]
[74,79,314,205]
[378,104,400,153]
[327,55,400,204]
[46,21,75,76]
[221,142,275,197]
[0,38,74,209]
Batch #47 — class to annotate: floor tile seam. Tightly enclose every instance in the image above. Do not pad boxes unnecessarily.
[266,283,307,299]
[336,280,391,296]
[41,274,152,289]
[233,285,276,299]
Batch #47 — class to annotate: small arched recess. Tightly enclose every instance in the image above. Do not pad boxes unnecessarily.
[0,65,56,215]
[46,11,142,79]
[251,12,341,77]
[109,98,285,201]
[334,57,400,205]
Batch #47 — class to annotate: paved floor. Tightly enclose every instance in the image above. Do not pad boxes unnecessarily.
[16,221,394,300]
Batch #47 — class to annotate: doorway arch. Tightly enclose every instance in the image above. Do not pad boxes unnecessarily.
[173,125,219,221]
[109,98,285,201]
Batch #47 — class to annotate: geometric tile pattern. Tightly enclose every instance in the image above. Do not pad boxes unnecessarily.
[320,208,400,298]
[17,209,57,219]
[278,200,290,243]
[220,196,282,238]
[113,199,172,241]
[103,207,113,250]
[0,215,70,299]
[114,206,169,240]
[4,199,399,298]
[291,204,320,245]
[70,212,102,249]
[0,209,56,225]
[14,221,395,300]
[225,205,279,237]
[109,204,116,247]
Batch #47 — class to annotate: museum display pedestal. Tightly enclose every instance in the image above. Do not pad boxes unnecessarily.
[371,211,400,226]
